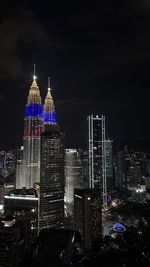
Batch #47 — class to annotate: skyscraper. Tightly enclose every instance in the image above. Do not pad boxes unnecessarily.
[65,149,83,218]
[16,74,43,189]
[88,115,107,206]
[15,146,24,189]
[114,150,127,191]
[74,188,102,249]
[105,140,114,192]
[39,79,65,230]
[4,189,38,246]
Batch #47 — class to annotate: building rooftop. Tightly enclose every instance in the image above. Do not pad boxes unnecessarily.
[4,188,38,200]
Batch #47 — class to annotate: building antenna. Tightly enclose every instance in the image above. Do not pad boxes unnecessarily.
[48,77,50,90]
[33,63,36,81]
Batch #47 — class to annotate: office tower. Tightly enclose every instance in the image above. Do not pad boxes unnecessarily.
[74,188,102,249]
[65,149,83,218]
[88,115,107,206]
[114,150,127,191]
[0,218,21,267]
[0,150,15,172]
[78,150,89,189]
[0,150,16,189]
[39,80,65,230]
[0,151,16,203]
[145,176,150,192]
[105,140,114,192]
[4,189,38,246]
[125,151,147,189]
[15,146,24,189]
[16,75,43,189]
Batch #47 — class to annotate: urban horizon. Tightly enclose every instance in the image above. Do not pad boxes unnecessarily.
[0,2,150,267]
[0,72,149,153]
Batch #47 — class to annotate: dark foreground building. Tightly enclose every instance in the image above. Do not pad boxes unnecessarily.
[4,188,38,247]
[74,188,102,249]
[0,217,22,267]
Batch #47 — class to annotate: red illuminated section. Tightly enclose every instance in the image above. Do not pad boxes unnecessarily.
[24,117,43,137]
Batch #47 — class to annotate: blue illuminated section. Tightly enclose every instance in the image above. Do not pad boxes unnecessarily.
[25,104,43,117]
[113,223,126,233]
[43,111,57,123]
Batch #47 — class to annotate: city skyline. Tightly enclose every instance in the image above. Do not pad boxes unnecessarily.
[0,1,150,151]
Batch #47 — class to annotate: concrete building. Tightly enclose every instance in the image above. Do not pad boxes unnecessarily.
[74,188,102,249]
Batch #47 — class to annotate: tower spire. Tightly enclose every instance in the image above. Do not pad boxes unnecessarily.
[33,63,36,82]
[48,77,50,90]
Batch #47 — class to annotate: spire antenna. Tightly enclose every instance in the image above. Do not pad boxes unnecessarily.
[48,77,50,91]
[33,63,36,81]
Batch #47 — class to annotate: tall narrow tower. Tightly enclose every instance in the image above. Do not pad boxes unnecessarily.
[88,115,107,206]
[39,78,64,230]
[17,71,43,189]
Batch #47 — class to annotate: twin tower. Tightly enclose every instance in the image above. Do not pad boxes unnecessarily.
[16,75,61,189]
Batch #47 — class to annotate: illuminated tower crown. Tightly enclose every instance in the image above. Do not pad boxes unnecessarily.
[43,77,57,124]
[24,74,43,137]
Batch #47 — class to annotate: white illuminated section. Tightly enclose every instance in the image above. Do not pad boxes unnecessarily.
[0,204,4,210]
[2,218,16,227]
[33,75,37,81]
[75,194,82,199]
[5,185,14,188]
[48,199,64,203]
[112,201,117,207]
[4,195,38,201]
[136,188,144,193]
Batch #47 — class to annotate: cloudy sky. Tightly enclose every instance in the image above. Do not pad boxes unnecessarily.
[0,0,150,150]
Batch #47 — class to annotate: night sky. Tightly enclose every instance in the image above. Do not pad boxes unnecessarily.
[0,1,150,151]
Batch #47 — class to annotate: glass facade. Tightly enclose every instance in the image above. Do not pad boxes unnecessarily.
[65,149,83,218]
[39,125,65,230]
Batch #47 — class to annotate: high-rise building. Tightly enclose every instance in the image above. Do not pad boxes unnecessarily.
[16,75,43,189]
[88,115,107,206]
[114,150,127,191]
[39,80,65,231]
[65,148,83,218]
[105,140,114,192]
[0,150,16,192]
[15,146,24,189]
[4,188,38,246]
[81,150,89,189]
[0,218,21,267]
[74,188,102,249]
[0,150,16,172]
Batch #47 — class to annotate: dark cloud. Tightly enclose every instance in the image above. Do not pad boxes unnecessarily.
[0,6,50,80]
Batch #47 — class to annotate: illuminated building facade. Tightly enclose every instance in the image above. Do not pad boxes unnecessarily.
[88,115,107,206]
[16,76,44,189]
[15,146,24,189]
[74,188,102,249]
[105,140,114,192]
[39,81,65,230]
[65,148,83,218]
[0,150,16,172]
